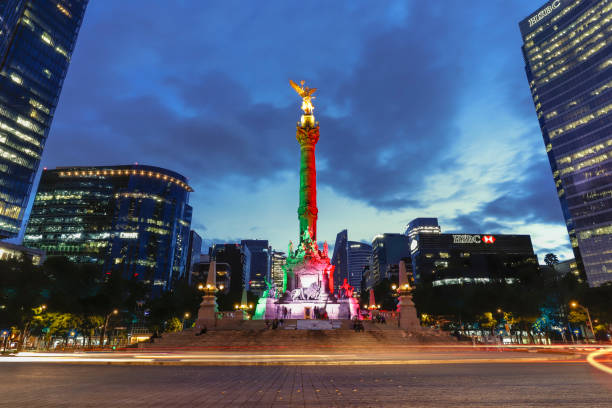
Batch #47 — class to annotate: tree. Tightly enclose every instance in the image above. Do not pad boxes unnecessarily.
[0,258,48,349]
[165,317,183,333]
[544,253,560,267]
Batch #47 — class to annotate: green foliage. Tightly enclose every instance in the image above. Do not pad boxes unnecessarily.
[146,279,202,332]
[544,253,560,267]
[568,310,587,324]
[165,317,183,333]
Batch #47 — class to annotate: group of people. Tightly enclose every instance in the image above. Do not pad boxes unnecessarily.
[312,306,328,320]
[265,319,285,329]
[373,314,387,324]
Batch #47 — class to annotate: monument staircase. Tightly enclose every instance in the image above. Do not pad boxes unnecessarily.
[136,320,456,351]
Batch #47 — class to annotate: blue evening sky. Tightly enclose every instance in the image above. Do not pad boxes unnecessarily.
[40,1,573,260]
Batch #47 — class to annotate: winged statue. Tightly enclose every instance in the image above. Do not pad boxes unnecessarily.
[289,79,317,114]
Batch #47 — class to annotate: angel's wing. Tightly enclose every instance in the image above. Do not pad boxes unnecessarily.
[289,79,304,96]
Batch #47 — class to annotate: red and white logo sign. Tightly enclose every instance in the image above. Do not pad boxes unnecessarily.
[482,235,496,244]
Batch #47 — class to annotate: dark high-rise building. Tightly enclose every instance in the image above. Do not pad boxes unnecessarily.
[331,229,372,292]
[520,0,612,286]
[185,230,202,285]
[411,233,538,286]
[347,241,372,292]
[370,233,411,288]
[241,239,269,296]
[23,165,192,295]
[0,1,88,238]
[210,243,243,299]
[331,230,348,291]
[405,218,441,240]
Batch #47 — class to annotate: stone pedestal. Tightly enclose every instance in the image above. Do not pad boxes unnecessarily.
[398,292,420,331]
[195,295,216,329]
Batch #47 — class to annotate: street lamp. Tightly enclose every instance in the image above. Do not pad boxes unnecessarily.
[570,301,595,341]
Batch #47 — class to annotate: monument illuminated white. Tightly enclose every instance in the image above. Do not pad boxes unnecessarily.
[253,80,359,320]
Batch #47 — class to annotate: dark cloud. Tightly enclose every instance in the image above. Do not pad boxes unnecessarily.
[39,0,570,251]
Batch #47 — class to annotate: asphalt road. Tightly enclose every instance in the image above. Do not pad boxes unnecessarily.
[0,352,611,407]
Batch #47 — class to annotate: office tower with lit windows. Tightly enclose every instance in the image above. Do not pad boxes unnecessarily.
[520,0,612,286]
[0,1,88,238]
[411,233,538,286]
[347,241,372,292]
[269,250,286,292]
[23,165,192,296]
[331,229,372,292]
[241,239,270,296]
[370,233,411,287]
[405,218,441,240]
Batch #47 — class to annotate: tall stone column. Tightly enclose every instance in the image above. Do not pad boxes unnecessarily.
[296,114,319,242]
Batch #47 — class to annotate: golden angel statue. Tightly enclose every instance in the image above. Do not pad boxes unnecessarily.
[289,79,317,114]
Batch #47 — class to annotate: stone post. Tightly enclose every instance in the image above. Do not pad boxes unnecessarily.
[398,260,420,331]
[196,260,217,329]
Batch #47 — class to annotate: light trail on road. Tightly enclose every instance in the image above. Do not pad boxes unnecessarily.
[587,347,612,375]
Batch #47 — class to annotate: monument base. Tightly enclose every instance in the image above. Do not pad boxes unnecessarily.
[398,294,421,331]
[254,296,359,320]
[195,295,216,329]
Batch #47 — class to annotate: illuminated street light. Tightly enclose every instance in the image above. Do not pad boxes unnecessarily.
[570,301,595,341]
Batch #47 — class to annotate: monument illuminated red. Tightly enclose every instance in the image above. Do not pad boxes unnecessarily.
[254,81,359,320]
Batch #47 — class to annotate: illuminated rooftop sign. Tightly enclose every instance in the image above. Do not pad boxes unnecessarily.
[528,0,561,27]
[452,235,496,244]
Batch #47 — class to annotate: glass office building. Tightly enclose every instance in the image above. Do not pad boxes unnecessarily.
[411,233,538,286]
[370,233,411,287]
[331,229,372,292]
[520,0,612,286]
[347,241,372,292]
[23,165,193,296]
[241,239,270,296]
[0,0,88,237]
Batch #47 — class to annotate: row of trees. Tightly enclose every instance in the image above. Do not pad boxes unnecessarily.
[0,256,205,349]
[359,255,611,342]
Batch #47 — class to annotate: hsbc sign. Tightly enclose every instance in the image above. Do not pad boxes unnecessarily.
[453,235,496,244]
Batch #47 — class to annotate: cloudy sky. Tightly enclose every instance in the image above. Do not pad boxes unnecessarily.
[39,0,573,261]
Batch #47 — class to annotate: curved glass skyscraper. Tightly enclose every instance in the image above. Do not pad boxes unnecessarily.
[24,165,193,295]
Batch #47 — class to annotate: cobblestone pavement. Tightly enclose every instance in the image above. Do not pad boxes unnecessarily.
[1,361,611,407]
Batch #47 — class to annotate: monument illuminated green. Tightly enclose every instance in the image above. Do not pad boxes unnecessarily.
[254,81,359,320]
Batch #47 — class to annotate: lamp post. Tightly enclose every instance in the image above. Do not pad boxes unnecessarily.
[182,312,190,329]
[570,301,595,342]
[99,309,118,348]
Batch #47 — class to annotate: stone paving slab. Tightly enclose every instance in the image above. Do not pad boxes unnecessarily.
[0,361,611,407]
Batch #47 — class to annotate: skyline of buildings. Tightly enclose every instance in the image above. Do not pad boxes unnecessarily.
[520,0,612,287]
[0,0,88,238]
[0,1,609,294]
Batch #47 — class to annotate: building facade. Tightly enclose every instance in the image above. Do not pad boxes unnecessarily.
[240,239,269,296]
[210,243,243,297]
[0,241,44,265]
[347,241,372,292]
[0,0,88,237]
[405,218,442,240]
[411,233,538,286]
[269,250,286,292]
[330,230,348,291]
[370,233,411,288]
[185,230,202,285]
[23,165,192,295]
[520,0,612,286]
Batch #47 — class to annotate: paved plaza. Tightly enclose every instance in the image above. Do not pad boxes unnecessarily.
[1,351,611,407]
